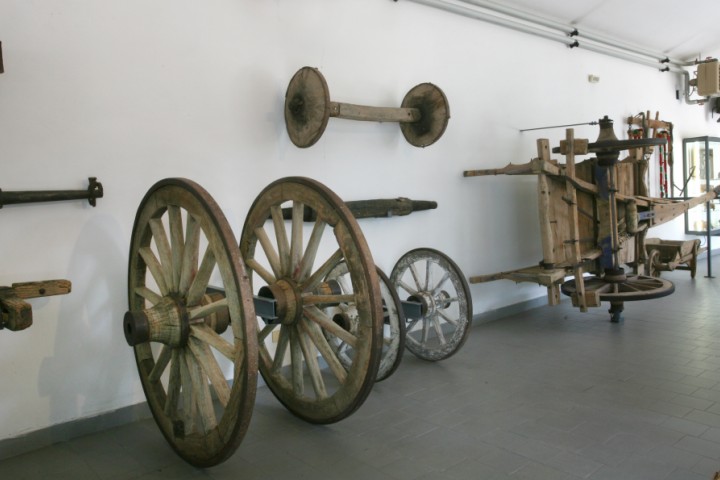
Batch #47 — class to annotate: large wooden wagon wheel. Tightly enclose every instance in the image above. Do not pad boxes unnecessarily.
[324,262,406,382]
[390,248,472,361]
[124,178,258,467]
[239,177,383,424]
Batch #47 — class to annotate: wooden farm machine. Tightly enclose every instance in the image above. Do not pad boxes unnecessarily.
[465,116,718,322]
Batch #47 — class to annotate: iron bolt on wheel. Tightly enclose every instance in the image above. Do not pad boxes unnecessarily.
[324,262,406,382]
[390,248,473,361]
[240,177,383,424]
[126,178,258,468]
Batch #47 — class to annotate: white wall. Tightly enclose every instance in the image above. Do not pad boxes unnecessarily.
[1,0,719,441]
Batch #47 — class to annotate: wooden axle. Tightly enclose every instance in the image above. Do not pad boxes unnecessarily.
[0,177,103,208]
[284,66,449,148]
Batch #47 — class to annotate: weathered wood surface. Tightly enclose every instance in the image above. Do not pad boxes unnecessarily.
[330,102,420,123]
[0,177,103,208]
[285,66,449,148]
[0,279,71,331]
[280,198,437,222]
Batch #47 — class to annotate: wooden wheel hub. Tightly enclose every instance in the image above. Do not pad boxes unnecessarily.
[123,296,189,347]
[258,279,302,326]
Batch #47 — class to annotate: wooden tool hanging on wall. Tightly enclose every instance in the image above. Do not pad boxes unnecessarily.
[1,177,103,331]
[284,66,450,148]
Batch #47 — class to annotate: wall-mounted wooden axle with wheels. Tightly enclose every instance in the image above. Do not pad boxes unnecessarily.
[124,176,384,466]
[284,66,450,148]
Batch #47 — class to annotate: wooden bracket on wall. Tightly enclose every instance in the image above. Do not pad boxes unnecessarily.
[0,280,71,331]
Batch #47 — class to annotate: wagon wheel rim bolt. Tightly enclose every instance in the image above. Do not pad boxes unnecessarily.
[123,296,189,347]
[284,66,449,148]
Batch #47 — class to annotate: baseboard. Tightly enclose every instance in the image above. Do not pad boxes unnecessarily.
[0,402,153,461]
[0,295,548,461]
[472,295,550,325]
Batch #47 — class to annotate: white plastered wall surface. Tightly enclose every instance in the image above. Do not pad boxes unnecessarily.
[0,0,719,441]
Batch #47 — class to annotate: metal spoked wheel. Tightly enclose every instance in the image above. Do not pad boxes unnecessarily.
[324,262,405,382]
[239,177,383,424]
[390,248,472,361]
[125,178,258,468]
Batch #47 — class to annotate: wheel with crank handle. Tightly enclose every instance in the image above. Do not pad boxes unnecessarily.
[324,262,406,382]
[390,248,473,361]
[239,177,383,424]
[560,271,674,322]
[124,178,258,468]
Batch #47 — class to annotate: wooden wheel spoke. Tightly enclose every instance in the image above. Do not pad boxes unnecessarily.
[164,349,181,416]
[190,324,237,361]
[254,226,282,279]
[134,286,162,306]
[289,328,304,396]
[271,326,289,373]
[406,318,421,333]
[178,350,196,432]
[184,349,217,433]
[297,326,328,399]
[431,272,450,294]
[300,317,347,384]
[186,246,216,307]
[438,309,458,326]
[302,249,344,292]
[432,314,447,345]
[179,215,201,294]
[168,205,184,292]
[297,219,327,282]
[139,247,169,295]
[290,202,305,276]
[270,205,291,276]
[301,293,356,306]
[397,279,419,297]
[188,337,231,408]
[304,305,357,348]
[258,323,277,342]
[189,297,228,321]
[149,345,172,383]
[409,263,423,291]
[425,260,432,290]
[421,318,431,344]
[149,218,174,293]
[245,258,276,285]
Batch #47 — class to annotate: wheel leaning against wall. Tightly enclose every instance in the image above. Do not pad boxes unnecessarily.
[239,176,384,424]
[390,248,473,361]
[124,178,258,468]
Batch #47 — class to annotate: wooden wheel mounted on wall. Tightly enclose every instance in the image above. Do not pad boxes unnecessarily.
[239,177,383,424]
[124,178,258,467]
[390,248,472,361]
[324,262,406,382]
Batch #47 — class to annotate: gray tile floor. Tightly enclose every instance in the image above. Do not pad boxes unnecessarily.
[4,258,720,479]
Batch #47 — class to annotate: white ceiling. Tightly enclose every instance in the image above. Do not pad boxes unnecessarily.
[483,0,720,61]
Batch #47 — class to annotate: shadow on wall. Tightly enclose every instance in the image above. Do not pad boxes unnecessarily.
[37,213,132,426]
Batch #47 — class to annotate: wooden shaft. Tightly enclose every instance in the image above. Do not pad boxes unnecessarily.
[329,101,421,123]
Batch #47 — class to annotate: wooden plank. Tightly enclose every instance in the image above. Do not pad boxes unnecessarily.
[11,279,71,299]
